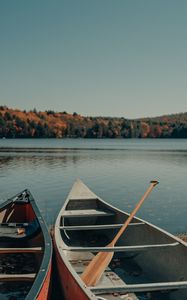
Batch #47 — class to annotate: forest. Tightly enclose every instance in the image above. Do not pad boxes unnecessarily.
[0,106,187,138]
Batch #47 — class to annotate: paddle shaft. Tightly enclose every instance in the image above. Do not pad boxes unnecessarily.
[112,180,159,245]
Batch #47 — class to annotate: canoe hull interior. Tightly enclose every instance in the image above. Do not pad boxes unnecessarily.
[0,202,36,224]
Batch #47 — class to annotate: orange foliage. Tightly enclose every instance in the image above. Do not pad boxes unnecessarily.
[0,106,187,138]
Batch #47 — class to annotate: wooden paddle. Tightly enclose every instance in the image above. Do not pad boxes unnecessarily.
[81,180,159,286]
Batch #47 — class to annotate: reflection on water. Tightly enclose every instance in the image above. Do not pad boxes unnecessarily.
[0,138,187,151]
[0,139,186,233]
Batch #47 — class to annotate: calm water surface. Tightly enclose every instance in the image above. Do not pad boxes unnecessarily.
[0,139,186,234]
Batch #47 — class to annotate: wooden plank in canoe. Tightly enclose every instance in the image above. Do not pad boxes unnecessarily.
[0,273,36,282]
[63,209,115,218]
[0,223,29,227]
[0,247,43,253]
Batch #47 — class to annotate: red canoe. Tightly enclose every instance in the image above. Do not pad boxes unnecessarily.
[0,189,52,300]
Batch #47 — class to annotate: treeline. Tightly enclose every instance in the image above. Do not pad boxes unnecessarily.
[0,106,187,138]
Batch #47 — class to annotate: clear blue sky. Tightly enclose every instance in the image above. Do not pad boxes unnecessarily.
[0,0,186,118]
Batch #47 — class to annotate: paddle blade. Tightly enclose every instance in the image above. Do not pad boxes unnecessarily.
[81,250,114,286]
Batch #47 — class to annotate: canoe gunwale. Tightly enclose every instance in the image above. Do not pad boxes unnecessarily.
[0,189,52,300]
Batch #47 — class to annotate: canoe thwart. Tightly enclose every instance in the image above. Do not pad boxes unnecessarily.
[62,209,115,218]
[91,280,187,294]
[59,222,145,231]
[0,273,36,282]
[0,223,29,227]
[66,242,179,252]
[0,247,43,253]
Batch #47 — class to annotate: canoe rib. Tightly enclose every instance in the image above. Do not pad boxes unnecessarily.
[66,242,179,252]
[91,281,187,293]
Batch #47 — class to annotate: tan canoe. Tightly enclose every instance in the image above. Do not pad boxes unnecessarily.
[54,179,187,300]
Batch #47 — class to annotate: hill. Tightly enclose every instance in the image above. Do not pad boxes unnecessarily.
[0,106,187,138]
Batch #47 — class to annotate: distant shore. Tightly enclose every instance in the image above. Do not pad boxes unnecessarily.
[0,106,187,138]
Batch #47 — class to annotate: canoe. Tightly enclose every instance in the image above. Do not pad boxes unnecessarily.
[54,179,187,300]
[0,189,52,300]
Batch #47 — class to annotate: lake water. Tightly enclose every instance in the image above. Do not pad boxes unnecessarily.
[0,138,186,234]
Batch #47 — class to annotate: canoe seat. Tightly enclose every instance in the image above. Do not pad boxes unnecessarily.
[63,209,115,218]
[0,247,43,253]
[0,273,36,282]
[0,219,40,240]
[91,280,187,293]
[0,222,29,227]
